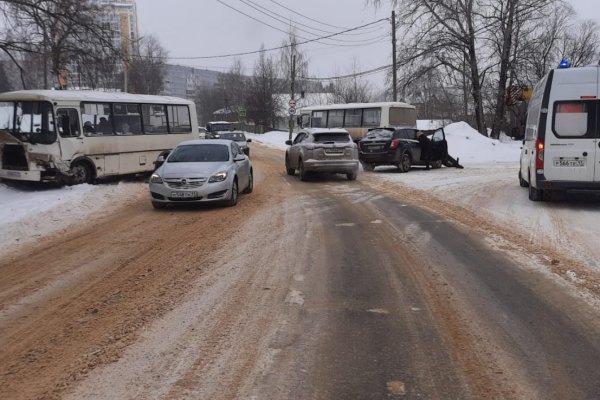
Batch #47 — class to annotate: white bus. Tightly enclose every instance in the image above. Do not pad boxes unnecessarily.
[297,101,417,141]
[0,90,198,184]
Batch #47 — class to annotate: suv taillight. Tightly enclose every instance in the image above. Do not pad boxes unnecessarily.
[535,139,544,172]
[390,139,401,150]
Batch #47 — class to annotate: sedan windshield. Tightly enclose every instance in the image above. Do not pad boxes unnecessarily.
[217,132,246,142]
[168,144,230,162]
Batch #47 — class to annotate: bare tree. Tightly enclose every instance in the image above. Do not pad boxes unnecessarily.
[370,0,489,134]
[217,58,248,113]
[0,0,120,89]
[328,60,372,103]
[246,46,283,130]
[559,19,599,67]
[128,35,168,95]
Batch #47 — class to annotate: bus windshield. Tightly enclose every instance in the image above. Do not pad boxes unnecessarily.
[0,101,56,144]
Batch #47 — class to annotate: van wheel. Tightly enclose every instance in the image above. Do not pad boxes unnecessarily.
[346,170,357,181]
[528,175,543,201]
[431,160,443,169]
[519,170,529,187]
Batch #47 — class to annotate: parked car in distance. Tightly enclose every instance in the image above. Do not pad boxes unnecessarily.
[358,127,448,172]
[198,127,207,139]
[149,139,253,209]
[212,131,252,156]
[285,128,359,181]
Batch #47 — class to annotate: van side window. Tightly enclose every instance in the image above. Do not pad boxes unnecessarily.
[552,101,596,138]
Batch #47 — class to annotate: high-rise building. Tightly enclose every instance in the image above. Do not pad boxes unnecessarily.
[98,0,140,59]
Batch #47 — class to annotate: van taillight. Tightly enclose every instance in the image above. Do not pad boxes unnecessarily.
[535,139,544,172]
[390,139,401,149]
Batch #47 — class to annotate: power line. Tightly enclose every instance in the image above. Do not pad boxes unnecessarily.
[216,0,386,46]
[301,64,392,81]
[242,0,385,39]
[165,17,389,60]
[267,0,351,30]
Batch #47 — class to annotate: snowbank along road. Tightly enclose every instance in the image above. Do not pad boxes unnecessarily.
[0,143,599,399]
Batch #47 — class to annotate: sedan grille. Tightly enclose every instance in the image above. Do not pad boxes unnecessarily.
[164,177,207,189]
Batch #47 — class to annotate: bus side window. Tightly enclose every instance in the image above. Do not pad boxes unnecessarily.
[57,109,81,138]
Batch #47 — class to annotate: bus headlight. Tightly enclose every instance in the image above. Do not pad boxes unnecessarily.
[209,171,228,183]
[150,174,163,184]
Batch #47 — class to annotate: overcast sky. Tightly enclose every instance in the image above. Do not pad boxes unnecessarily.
[135,0,600,90]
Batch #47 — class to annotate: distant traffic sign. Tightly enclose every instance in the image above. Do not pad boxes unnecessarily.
[289,99,296,108]
[289,107,296,115]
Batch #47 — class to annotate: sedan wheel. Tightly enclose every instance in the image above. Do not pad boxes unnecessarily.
[243,170,253,194]
[226,179,238,206]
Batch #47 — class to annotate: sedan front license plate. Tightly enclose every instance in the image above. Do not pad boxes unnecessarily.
[171,191,198,198]
[553,159,585,167]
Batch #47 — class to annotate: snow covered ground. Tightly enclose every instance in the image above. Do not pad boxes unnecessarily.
[1,122,599,277]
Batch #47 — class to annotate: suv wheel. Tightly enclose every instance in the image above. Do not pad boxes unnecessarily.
[361,162,374,172]
[285,155,295,175]
[346,170,357,181]
[398,152,412,173]
[299,159,309,181]
[431,160,443,169]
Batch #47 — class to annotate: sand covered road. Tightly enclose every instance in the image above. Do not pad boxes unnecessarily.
[1,143,599,399]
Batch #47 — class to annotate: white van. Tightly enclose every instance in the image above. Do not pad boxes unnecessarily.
[519,65,600,201]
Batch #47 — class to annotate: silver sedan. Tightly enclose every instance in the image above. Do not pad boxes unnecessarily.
[149,139,253,209]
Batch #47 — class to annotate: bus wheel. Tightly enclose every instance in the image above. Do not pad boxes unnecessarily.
[71,162,92,185]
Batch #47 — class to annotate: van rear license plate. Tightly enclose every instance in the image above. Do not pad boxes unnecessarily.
[171,191,198,198]
[553,159,585,167]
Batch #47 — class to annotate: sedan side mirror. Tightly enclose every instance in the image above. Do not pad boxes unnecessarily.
[247,138,252,143]
[285,140,292,146]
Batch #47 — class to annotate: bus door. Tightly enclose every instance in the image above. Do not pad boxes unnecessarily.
[56,108,85,162]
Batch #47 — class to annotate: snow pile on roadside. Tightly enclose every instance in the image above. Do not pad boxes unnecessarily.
[247,130,289,150]
[0,181,145,257]
[443,122,521,165]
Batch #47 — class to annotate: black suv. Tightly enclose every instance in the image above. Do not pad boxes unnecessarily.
[358,127,448,172]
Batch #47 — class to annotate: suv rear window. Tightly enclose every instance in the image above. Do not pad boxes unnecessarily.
[365,129,393,139]
[313,133,351,142]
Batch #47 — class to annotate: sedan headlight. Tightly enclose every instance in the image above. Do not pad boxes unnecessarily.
[150,174,163,184]
[209,171,228,183]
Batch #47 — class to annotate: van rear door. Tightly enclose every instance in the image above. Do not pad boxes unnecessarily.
[596,68,600,182]
[544,68,598,183]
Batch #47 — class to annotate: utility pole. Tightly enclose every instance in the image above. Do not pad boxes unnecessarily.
[289,53,296,141]
[392,10,398,102]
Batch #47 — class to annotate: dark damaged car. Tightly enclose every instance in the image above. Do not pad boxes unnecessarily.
[358,127,448,172]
